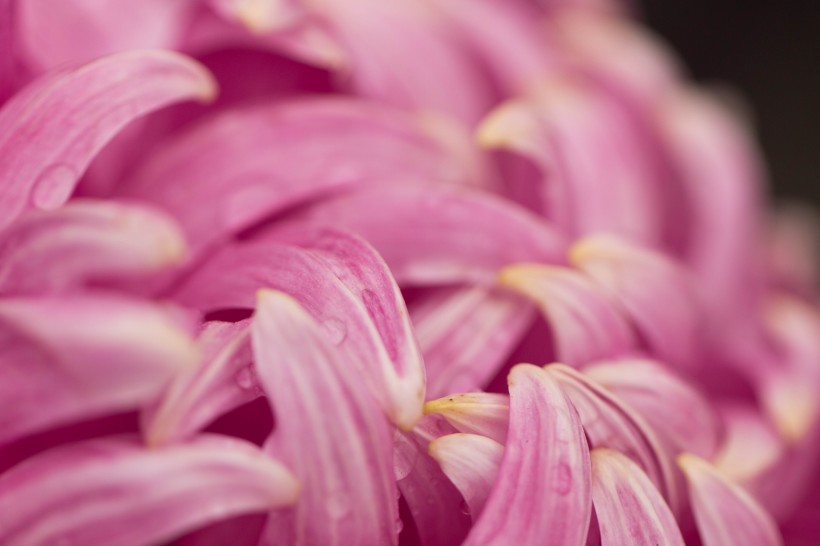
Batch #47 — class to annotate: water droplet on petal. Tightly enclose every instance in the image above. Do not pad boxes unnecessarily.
[327,491,351,519]
[322,317,347,345]
[32,164,77,210]
[235,367,256,390]
[458,499,471,516]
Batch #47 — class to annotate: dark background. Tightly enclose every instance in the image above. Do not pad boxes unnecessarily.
[640,0,820,206]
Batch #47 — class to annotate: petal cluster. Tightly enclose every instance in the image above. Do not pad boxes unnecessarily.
[0,1,818,545]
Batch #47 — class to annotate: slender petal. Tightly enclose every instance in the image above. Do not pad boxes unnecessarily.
[120,97,475,254]
[546,364,677,507]
[478,78,662,243]
[464,364,591,545]
[175,228,425,429]
[0,50,216,231]
[590,448,685,546]
[0,435,299,546]
[0,295,198,445]
[286,182,568,285]
[570,235,702,369]
[142,320,259,446]
[585,359,721,458]
[252,290,399,546]
[0,199,187,295]
[679,453,784,546]
[394,426,471,546]
[425,393,510,444]
[429,433,503,519]
[410,286,535,397]
[499,264,637,366]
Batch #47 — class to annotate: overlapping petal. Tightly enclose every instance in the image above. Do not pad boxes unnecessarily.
[0,50,216,231]
[0,435,298,546]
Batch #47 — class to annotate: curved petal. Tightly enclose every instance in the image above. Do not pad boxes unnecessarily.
[410,286,535,397]
[545,364,677,508]
[0,295,199,445]
[591,448,685,546]
[464,364,591,545]
[0,435,298,546]
[0,199,187,295]
[394,426,471,546]
[585,359,721,458]
[142,320,259,446]
[252,290,399,546]
[175,228,425,429]
[499,264,637,366]
[286,182,568,285]
[120,97,475,255]
[570,235,702,369]
[478,78,662,244]
[424,393,510,444]
[0,50,216,231]
[679,453,783,546]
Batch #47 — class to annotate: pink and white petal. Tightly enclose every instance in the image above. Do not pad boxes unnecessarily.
[253,290,399,546]
[570,235,702,369]
[478,79,662,244]
[712,403,783,485]
[655,88,766,323]
[0,50,216,231]
[591,448,685,546]
[410,286,535,398]
[0,435,298,546]
[585,359,721,458]
[679,453,783,546]
[424,393,510,444]
[464,364,591,545]
[120,97,473,255]
[16,0,193,71]
[0,199,187,295]
[499,264,637,367]
[546,364,677,508]
[429,433,503,519]
[175,229,425,429]
[209,0,305,33]
[394,426,471,546]
[0,295,199,445]
[286,182,569,286]
[142,320,260,446]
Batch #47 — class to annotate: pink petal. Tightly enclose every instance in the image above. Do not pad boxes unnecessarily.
[175,229,425,429]
[120,97,474,255]
[679,453,783,546]
[410,286,535,397]
[590,448,685,546]
[0,435,298,546]
[464,364,591,545]
[570,235,702,370]
[499,264,637,367]
[585,359,721,458]
[16,0,192,70]
[546,364,677,509]
[252,290,399,545]
[0,199,187,295]
[0,295,198,445]
[0,50,216,231]
[393,425,471,546]
[429,433,503,519]
[478,79,662,244]
[287,182,568,286]
[424,393,510,444]
[209,0,304,33]
[142,320,260,446]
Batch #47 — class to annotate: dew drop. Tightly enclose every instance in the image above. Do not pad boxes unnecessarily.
[327,491,351,519]
[32,164,77,210]
[235,367,256,390]
[322,317,347,345]
[458,499,471,516]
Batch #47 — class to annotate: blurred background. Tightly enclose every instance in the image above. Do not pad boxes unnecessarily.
[640,0,820,207]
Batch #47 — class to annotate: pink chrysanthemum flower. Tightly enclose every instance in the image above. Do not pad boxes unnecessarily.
[0,1,818,545]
